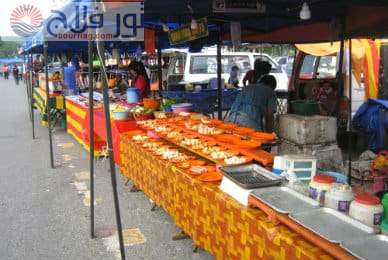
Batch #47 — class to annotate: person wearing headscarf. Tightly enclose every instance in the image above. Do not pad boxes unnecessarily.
[128,61,150,100]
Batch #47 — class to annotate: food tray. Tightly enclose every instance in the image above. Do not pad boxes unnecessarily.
[342,235,388,260]
[289,208,375,244]
[250,186,319,214]
[220,164,281,189]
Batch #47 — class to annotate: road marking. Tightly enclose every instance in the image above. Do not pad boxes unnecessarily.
[62,154,73,161]
[122,228,146,246]
[82,192,102,207]
[75,171,90,181]
[57,142,75,148]
[102,229,146,259]
[71,181,88,195]
[68,164,76,169]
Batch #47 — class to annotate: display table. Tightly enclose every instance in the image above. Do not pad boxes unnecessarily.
[33,87,65,127]
[65,97,106,156]
[65,96,139,163]
[93,111,138,164]
[120,135,334,260]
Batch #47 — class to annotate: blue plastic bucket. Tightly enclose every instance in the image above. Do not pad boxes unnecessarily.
[127,88,140,103]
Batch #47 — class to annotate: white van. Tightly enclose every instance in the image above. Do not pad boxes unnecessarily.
[167,50,289,90]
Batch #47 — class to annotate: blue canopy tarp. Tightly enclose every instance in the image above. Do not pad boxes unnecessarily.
[0,57,24,64]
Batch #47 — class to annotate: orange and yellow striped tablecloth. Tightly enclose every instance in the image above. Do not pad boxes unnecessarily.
[120,135,333,260]
[65,97,106,156]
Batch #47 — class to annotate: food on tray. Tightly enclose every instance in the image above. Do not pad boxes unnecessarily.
[154,146,171,155]
[210,150,235,160]
[167,130,182,139]
[191,142,207,150]
[198,124,223,135]
[198,171,223,182]
[158,148,189,162]
[181,137,201,146]
[189,166,208,175]
[177,162,191,169]
[137,119,157,129]
[200,117,211,124]
[202,146,222,155]
[224,156,248,165]
[142,142,162,150]
[154,125,169,133]
[132,135,148,142]
[185,121,200,131]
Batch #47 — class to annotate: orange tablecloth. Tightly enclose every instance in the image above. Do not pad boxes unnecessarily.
[65,98,106,156]
[93,111,138,164]
[120,135,333,260]
[65,97,138,164]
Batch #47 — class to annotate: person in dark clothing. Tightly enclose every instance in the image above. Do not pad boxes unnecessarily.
[259,74,277,90]
[12,65,19,85]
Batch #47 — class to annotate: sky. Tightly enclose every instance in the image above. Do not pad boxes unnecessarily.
[0,0,70,39]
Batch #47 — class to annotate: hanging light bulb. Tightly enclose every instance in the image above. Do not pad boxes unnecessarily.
[162,23,170,32]
[256,1,266,14]
[190,18,198,30]
[299,2,311,20]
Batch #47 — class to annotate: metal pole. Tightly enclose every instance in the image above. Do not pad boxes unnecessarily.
[25,54,32,121]
[347,39,352,185]
[88,39,95,238]
[96,40,126,260]
[30,54,35,139]
[157,32,163,91]
[216,36,222,120]
[44,41,55,168]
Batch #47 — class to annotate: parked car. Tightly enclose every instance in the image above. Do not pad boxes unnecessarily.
[167,50,289,91]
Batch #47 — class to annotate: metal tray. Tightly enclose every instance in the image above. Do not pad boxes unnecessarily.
[342,235,388,260]
[251,186,319,214]
[220,164,281,189]
[289,207,375,244]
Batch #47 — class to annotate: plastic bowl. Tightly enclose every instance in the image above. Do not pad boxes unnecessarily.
[112,111,129,120]
[171,103,193,114]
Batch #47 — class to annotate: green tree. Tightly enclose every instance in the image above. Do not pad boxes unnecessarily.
[0,40,21,58]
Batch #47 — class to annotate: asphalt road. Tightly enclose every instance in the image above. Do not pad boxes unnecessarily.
[0,78,213,260]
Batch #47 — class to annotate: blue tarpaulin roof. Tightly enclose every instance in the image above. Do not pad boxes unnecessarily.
[0,57,24,64]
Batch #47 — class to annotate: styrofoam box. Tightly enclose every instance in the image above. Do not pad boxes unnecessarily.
[279,141,344,172]
[219,177,254,206]
[279,114,337,145]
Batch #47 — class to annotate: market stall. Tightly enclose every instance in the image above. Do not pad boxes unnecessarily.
[118,114,360,259]
[120,134,338,259]
[33,87,65,127]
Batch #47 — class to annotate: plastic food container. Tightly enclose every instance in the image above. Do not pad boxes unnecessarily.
[324,183,354,213]
[112,111,129,121]
[126,88,140,103]
[309,175,335,205]
[171,103,192,114]
[349,194,383,230]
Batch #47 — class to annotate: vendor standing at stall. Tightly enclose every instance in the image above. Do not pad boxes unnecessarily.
[128,61,150,100]
[228,61,277,132]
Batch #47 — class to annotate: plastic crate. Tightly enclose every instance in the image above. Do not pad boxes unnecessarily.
[290,100,319,116]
